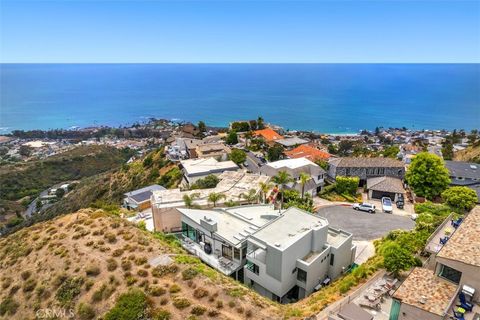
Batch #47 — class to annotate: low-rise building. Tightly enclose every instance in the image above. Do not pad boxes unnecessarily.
[244,207,355,303]
[285,144,331,162]
[261,157,325,196]
[390,206,480,320]
[328,157,405,185]
[254,128,284,144]
[179,205,281,280]
[366,176,406,202]
[275,137,309,149]
[180,157,238,185]
[123,185,166,211]
[445,160,480,202]
[151,171,270,232]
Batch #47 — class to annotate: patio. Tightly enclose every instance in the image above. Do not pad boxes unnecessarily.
[181,237,241,276]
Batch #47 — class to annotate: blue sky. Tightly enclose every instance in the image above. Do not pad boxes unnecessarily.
[1,0,479,63]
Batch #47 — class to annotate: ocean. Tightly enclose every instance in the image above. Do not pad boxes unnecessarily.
[1,64,479,133]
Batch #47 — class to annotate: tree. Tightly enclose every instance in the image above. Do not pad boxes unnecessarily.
[267,145,284,161]
[441,186,478,212]
[405,152,450,200]
[229,149,246,165]
[197,121,206,133]
[19,145,33,157]
[335,176,359,196]
[259,182,273,204]
[337,140,355,156]
[314,159,329,171]
[36,200,43,212]
[299,172,310,199]
[183,192,200,208]
[273,171,293,210]
[257,116,265,130]
[244,131,254,148]
[55,188,66,198]
[441,142,454,160]
[190,175,219,189]
[207,192,226,207]
[381,242,417,276]
[241,189,258,204]
[382,146,400,159]
[226,131,238,145]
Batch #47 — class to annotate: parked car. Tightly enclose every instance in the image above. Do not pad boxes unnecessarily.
[382,197,393,213]
[352,202,376,213]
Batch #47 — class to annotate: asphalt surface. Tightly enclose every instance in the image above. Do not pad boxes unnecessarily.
[317,205,415,241]
[244,151,263,174]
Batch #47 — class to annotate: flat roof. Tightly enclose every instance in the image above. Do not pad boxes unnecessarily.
[275,137,309,147]
[329,157,404,168]
[152,171,270,208]
[180,157,238,176]
[327,228,352,248]
[266,157,318,170]
[393,268,457,316]
[250,207,329,251]
[436,206,480,267]
[179,205,280,245]
[124,185,166,203]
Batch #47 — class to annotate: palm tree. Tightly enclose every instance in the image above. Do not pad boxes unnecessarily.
[241,189,258,204]
[299,172,310,199]
[259,182,273,204]
[183,192,200,208]
[272,170,293,210]
[208,192,226,207]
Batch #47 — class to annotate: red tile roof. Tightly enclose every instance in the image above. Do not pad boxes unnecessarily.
[285,145,331,161]
[254,128,284,141]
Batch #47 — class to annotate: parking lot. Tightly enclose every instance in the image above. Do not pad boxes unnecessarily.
[317,205,415,241]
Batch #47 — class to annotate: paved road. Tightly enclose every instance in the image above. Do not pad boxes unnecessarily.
[244,151,263,174]
[317,205,415,241]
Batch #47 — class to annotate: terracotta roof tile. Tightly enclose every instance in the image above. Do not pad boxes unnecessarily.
[285,145,331,161]
[253,128,284,141]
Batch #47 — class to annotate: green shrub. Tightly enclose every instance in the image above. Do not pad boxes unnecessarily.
[104,289,148,320]
[112,249,124,257]
[106,258,118,271]
[21,270,31,280]
[23,278,37,292]
[152,308,171,320]
[85,265,101,276]
[1,277,12,289]
[56,276,84,306]
[91,284,115,302]
[151,264,178,277]
[77,303,96,320]
[121,260,132,271]
[216,300,223,309]
[173,297,191,310]
[182,268,198,280]
[0,297,19,316]
[207,309,219,317]
[149,286,167,296]
[137,269,148,277]
[191,305,207,316]
[169,284,181,293]
[335,176,359,195]
[193,287,209,299]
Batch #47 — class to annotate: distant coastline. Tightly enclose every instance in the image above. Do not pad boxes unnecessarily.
[1,63,479,133]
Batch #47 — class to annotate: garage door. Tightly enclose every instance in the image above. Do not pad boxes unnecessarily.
[371,190,395,200]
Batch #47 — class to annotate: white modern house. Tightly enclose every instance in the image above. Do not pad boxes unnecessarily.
[179,205,281,280]
[178,205,355,303]
[260,157,325,196]
[179,157,238,185]
[244,207,355,303]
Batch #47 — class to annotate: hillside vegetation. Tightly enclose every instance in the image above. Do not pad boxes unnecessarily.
[0,209,280,319]
[0,145,133,201]
[454,145,480,163]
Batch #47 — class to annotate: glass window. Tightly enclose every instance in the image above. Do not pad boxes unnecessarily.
[234,248,240,260]
[241,246,247,259]
[182,222,196,241]
[297,269,307,283]
[330,254,335,266]
[222,244,233,260]
[246,260,259,275]
[439,264,462,284]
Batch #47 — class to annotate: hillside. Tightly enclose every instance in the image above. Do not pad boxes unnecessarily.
[0,145,133,201]
[43,148,182,218]
[454,145,480,163]
[0,209,281,319]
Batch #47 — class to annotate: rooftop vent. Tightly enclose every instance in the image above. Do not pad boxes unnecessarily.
[470,165,477,170]
[288,233,296,237]
[274,243,281,248]
[419,296,427,304]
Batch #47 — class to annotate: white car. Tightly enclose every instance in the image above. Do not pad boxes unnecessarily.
[352,202,376,213]
[382,197,393,213]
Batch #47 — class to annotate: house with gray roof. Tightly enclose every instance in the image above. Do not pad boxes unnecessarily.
[328,157,405,185]
[366,176,406,202]
[445,160,480,202]
[123,185,166,211]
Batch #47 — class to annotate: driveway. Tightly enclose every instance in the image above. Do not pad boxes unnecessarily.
[244,151,263,174]
[317,205,415,241]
